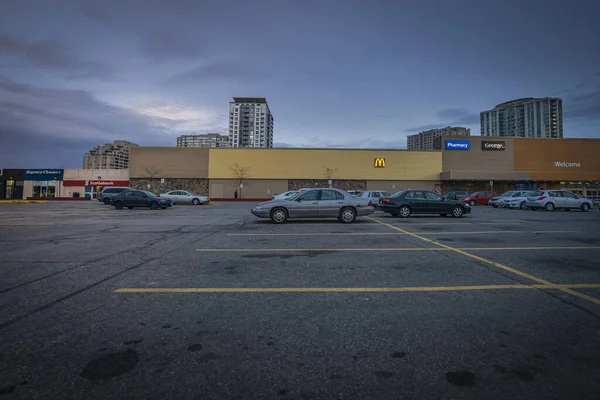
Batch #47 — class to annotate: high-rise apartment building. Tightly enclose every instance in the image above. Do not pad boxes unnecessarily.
[407,126,471,150]
[176,133,229,148]
[480,97,563,138]
[228,97,274,148]
[82,140,138,169]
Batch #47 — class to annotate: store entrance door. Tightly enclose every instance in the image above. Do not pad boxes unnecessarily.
[586,189,600,205]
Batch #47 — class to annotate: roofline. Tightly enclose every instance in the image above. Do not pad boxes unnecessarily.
[232,97,268,103]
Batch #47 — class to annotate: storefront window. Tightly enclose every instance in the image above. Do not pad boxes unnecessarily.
[33,181,57,198]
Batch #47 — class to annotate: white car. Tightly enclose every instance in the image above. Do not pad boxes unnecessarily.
[505,191,536,210]
[271,191,299,200]
[159,190,210,205]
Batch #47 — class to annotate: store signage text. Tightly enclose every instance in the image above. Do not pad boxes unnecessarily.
[24,169,64,180]
[374,158,386,168]
[445,140,470,150]
[554,161,581,168]
[481,141,506,151]
[63,180,130,187]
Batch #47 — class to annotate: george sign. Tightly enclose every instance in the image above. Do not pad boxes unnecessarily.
[374,158,386,168]
[63,180,130,187]
[445,140,470,150]
[554,161,581,168]
[24,169,64,181]
[481,141,506,151]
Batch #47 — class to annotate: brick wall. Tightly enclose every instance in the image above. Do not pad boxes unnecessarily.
[130,178,209,196]
[288,180,367,191]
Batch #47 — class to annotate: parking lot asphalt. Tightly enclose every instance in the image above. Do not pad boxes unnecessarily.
[1,201,600,399]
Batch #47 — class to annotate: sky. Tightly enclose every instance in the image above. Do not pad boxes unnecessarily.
[0,0,599,168]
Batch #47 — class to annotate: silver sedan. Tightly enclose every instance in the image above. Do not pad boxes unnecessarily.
[160,190,210,205]
[251,188,375,223]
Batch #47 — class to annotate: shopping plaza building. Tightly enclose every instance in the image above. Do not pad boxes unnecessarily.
[3,137,599,203]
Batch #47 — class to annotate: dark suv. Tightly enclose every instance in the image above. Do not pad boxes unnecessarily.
[98,187,133,205]
[111,190,172,210]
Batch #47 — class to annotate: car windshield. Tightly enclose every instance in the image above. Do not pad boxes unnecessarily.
[382,192,391,197]
[501,191,515,197]
[390,190,408,198]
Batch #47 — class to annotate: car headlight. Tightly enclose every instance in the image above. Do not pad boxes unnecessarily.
[254,205,262,210]
[465,203,470,207]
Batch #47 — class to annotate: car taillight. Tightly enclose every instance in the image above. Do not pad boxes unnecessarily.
[157,194,160,197]
[537,196,547,200]
[381,199,391,204]
[368,201,372,206]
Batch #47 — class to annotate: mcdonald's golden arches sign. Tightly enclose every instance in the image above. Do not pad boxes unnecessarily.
[374,158,386,168]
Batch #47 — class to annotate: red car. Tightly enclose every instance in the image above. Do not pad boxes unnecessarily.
[459,191,497,206]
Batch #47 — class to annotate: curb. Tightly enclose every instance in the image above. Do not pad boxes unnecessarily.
[0,200,49,204]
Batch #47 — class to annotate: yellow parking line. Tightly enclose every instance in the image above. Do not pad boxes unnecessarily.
[367,217,600,306]
[114,283,600,293]
[196,246,600,252]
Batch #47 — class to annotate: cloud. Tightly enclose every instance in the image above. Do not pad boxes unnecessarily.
[403,124,444,133]
[138,29,206,61]
[565,89,600,120]
[436,108,480,125]
[0,34,112,80]
[165,61,265,85]
[0,77,225,167]
[404,108,479,133]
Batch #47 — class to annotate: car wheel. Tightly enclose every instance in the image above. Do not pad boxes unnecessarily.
[192,198,200,205]
[398,205,411,218]
[127,207,133,210]
[103,197,111,205]
[452,206,464,218]
[545,202,555,212]
[470,200,476,206]
[339,207,357,223]
[114,202,123,210]
[581,203,590,212]
[150,202,159,210]
[520,201,528,210]
[530,207,538,211]
[270,207,288,224]
[439,213,448,217]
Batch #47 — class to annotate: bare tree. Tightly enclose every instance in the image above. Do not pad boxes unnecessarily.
[230,163,250,198]
[322,166,338,188]
[143,166,162,191]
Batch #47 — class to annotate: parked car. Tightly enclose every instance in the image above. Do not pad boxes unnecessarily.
[489,191,527,208]
[98,187,133,205]
[443,191,469,201]
[159,190,209,205]
[271,191,299,200]
[111,190,173,210]
[357,190,391,209]
[505,191,536,210]
[379,189,470,218]
[527,190,594,212]
[459,191,497,206]
[251,188,374,223]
